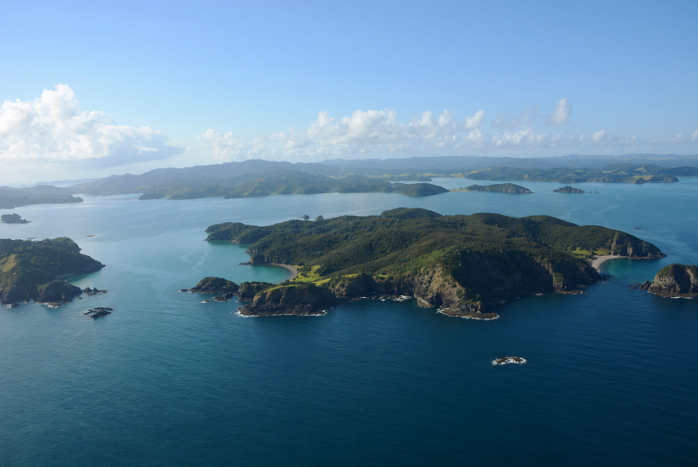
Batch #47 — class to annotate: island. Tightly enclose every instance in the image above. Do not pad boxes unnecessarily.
[641,264,698,298]
[0,237,104,306]
[457,183,532,194]
[553,186,585,194]
[462,165,687,184]
[1,213,30,224]
[194,208,663,318]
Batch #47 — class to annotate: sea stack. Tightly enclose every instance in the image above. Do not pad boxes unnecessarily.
[647,264,698,298]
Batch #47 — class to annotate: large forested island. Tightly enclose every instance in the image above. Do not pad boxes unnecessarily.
[0,238,104,306]
[196,208,664,318]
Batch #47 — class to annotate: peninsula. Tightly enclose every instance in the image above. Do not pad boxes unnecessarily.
[196,208,663,318]
[0,238,104,306]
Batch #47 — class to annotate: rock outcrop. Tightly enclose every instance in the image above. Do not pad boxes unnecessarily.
[647,264,698,298]
[36,280,83,305]
[238,283,337,316]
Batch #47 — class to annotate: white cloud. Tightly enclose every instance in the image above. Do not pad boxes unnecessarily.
[692,130,698,142]
[591,129,607,142]
[199,108,488,161]
[0,85,182,168]
[546,98,571,125]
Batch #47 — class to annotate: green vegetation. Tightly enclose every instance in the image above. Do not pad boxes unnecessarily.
[648,263,698,298]
[203,209,663,316]
[458,183,532,194]
[0,238,104,305]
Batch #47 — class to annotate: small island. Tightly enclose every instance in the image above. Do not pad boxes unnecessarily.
[0,237,104,306]
[643,264,698,298]
[457,183,532,194]
[1,213,30,224]
[194,208,663,318]
[553,186,585,194]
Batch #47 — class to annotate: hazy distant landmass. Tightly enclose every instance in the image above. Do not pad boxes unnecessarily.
[553,186,585,193]
[1,213,30,224]
[136,170,448,200]
[0,185,83,209]
[197,208,663,318]
[463,164,696,184]
[64,154,698,202]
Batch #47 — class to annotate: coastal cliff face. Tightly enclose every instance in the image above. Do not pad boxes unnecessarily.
[238,283,336,316]
[199,209,663,317]
[648,264,698,298]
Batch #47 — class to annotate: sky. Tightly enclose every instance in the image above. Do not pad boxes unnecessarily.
[0,0,697,184]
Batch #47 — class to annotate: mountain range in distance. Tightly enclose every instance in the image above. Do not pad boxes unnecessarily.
[1,153,697,208]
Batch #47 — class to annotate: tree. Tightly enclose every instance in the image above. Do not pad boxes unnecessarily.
[315,215,324,222]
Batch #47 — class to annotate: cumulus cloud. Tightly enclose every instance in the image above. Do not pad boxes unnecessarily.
[692,130,698,142]
[0,85,182,168]
[591,129,607,142]
[546,98,571,125]
[199,108,488,161]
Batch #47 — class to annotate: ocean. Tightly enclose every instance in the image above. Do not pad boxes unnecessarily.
[1,178,697,466]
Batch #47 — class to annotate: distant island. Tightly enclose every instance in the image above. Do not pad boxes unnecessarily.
[1,213,30,224]
[0,185,83,209]
[0,238,104,306]
[553,186,585,193]
[457,183,532,194]
[462,164,695,184]
[194,208,664,318]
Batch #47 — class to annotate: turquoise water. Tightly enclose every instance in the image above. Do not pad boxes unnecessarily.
[1,179,697,466]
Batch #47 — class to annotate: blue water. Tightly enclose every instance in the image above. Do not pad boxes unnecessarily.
[1,179,697,466]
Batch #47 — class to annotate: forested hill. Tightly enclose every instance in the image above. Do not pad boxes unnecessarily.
[0,238,104,305]
[203,208,663,317]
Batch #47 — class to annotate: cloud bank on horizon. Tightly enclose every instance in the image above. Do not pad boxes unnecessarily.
[0,85,182,171]
[1,86,697,183]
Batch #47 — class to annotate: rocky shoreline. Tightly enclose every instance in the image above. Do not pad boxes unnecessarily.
[633,263,698,299]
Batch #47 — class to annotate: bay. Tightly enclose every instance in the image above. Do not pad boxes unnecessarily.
[0,178,697,466]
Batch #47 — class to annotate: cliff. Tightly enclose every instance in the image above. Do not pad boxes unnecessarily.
[647,264,698,298]
[201,209,663,317]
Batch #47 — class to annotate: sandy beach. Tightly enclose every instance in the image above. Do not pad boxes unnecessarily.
[269,263,298,281]
[590,255,627,271]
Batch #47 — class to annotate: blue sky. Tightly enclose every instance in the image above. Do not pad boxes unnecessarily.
[1,0,696,183]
